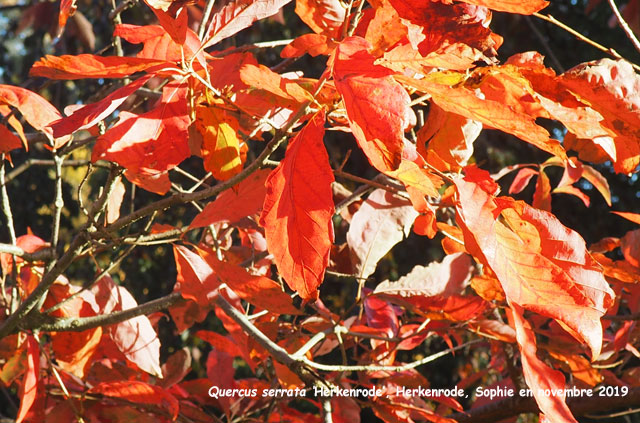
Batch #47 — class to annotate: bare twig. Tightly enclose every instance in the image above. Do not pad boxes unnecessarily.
[34,292,184,332]
[50,155,65,254]
[0,158,16,245]
[607,0,640,55]
[0,244,55,261]
[533,12,640,72]
[198,0,216,40]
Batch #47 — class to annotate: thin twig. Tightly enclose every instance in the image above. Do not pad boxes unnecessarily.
[198,0,216,40]
[533,12,640,72]
[0,244,55,261]
[607,0,640,54]
[50,155,65,254]
[524,16,565,72]
[0,158,16,245]
[34,292,184,332]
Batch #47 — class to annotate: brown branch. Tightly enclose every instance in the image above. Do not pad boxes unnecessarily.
[31,292,184,332]
[607,0,640,55]
[0,244,55,262]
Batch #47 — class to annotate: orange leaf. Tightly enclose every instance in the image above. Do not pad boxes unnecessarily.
[30,54,170,80]
[621,229,640,268]
[198,246,301,315]
[281,34,335,58]
[295,0,345,37]
[333,37,414,172]
[49,75,152,138]
[15,335,39,423]
[560,59,640,173]
[455,168,615,359]
[190,168,270,229]
[612,210,640,225]
[0,125,23,154]
[239,64,313,105]
[532,168,551,211]
[57,0,76,34]
[173,245,219,306]
[511,303,577,423]
[203,0,293,49]
[509,167,538,194]
[89,381,179,420]
[259,111,334,300]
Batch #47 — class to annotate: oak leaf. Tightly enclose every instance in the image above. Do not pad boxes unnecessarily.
[259,111,334,300]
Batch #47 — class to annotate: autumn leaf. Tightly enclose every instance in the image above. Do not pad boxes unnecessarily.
[455,167,615,359]
[0,125,23,154]
[347,189,418,279]
[190,168,270,229]
[333,37,414,172]
[295,0,345,37]
[198,246,300,315]
[57,0,77,33]
[30,54,171,79]
[195,99,245,181]
[49,75,152,138]
[281,33,336,58]
[375,253,473,298]
[15,335,39,423]
[91,276,163,378]
[203,0,293,49]
[174,245,220,306]
[259,111,334,300]
[89,381,179,420]
[0,84,69,148]
[510,303,577,423]
[91,83,190,194]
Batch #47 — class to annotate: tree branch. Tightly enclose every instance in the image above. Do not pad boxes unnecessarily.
[0,244,55,261]
[607,0,640,55]
[31,292,184,332]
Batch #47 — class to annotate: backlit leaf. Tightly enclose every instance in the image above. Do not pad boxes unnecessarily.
[457,0,548,14]
[15,335,38,423]
[203,0,293,49]
[347,189,418,279]
[89,381,179,420]
[91,276,163,378]
[455,169,615,359]
[259,111,334,300]
[190,168,270,229]
[295,0,345,37]
[333,37,414,172]
[30,54,170,80]
[173,245,219,306]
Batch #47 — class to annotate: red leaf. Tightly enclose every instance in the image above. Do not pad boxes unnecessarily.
[509,168,538,194]
[347,189,418,279]
[91,276,163,377]
[92,84,190,194]
[16,335,39,423]
[364,295,399,341]
[203,0,293,49]
[259,111,334,300]
[0,84,68,148]
[582,164,611,206]
[173,245,219,306]
[144,0,188,45]
[455,170,615,359]
[0,124,24,154]
[199,246,300,315]
[49,75,151,138]
[195,330,243,357]
[57,0,76,33]
[30,54,170,80]
[457,0,548,14]
[190,168,270,229]
[511,303,577,423]
[89,381,179,420]
[333,37,414,172]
